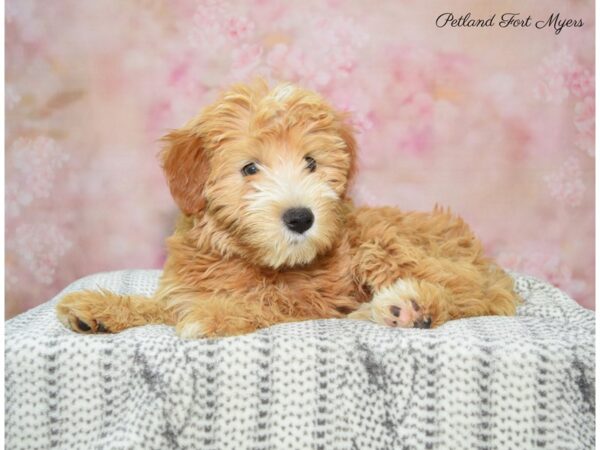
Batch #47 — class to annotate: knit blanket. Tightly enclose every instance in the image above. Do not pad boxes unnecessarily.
[5,270,595,449]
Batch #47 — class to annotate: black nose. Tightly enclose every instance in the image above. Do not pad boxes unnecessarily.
[282,207,314,234]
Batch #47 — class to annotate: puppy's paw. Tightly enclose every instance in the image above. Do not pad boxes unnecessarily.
[371,279,449,329]
[56,292,111,334]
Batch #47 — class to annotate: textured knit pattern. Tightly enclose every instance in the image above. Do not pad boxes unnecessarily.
[5,270,595,450]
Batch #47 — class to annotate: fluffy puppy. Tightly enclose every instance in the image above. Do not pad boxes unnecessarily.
[56,80,519,338]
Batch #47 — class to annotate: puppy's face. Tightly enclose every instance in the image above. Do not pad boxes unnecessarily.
[162,82,356,268]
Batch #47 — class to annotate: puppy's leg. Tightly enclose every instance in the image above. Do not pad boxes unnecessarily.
[351,237,426,291]
[364,263,519,329]
[56,290,173,333]
[410,257,520,320]
[350,238,449,328]
[175,298,257,339]
[168,293,278,339]
[168,289,337,338]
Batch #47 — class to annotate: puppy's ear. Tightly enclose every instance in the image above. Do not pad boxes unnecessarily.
[336,114,358,195]
[161,126,209,215]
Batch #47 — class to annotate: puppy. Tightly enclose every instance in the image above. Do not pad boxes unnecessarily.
[56,80,519,338]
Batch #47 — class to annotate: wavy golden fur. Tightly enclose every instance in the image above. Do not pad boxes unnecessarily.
[57,80,519,338]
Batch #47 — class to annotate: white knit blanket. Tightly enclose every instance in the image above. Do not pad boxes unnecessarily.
[5,270,595,449]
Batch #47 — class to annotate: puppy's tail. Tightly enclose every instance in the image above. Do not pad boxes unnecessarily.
[56,289,175,334]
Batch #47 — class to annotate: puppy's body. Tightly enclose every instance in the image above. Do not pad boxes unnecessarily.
[57,81,518,338]
[159,210,365,337]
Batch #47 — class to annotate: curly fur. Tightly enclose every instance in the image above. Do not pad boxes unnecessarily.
[57,80,519,338]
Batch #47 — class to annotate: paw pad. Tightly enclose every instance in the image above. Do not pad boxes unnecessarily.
[75,318,91,332]
[414,317,432,329]
[372,280,434,329]
[71,317,109,333]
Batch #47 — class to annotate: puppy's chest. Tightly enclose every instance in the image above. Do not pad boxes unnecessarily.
[277,266,355,297]
[189,251,358,301]
[267,245,358,297]
[218,259,357,298]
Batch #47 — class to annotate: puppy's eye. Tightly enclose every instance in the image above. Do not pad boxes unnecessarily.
[304,156,317,172]
[241,162,259,176]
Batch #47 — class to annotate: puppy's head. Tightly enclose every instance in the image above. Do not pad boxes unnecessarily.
[162,80,357,268]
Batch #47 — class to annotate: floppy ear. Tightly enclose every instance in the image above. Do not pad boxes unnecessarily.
[161,127,209,215]
[336,114,358,196]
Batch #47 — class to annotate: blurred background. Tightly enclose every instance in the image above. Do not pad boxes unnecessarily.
[5,0,595,317]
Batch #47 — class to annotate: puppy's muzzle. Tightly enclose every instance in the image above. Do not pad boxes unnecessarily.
[282,207,314,234]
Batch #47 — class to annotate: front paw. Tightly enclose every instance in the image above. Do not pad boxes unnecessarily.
[370,279,448,329]
[56,292,111,334]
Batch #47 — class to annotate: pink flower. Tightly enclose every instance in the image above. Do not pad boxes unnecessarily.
[534,47,595,107]
[574,96,594,156]
[327,82,374,134]
[224,16,255,43]
[398,126,433,156]
[574,96,594,136]
[568,68,594,98]
[544,157,585,207]
[10,223,72,284]
[230,44,264,80]
[575,133,594,158]
[232,44,263,68]
[7,137,68,217]
[188,1,255,53]
[397,92,435,155]
[534,47,577,103]
[265,11,368,89]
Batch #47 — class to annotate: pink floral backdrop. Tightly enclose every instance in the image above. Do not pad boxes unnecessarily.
[5,0,595,318]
